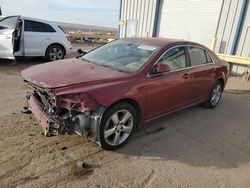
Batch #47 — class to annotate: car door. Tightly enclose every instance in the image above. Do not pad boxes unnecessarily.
[185,46,217,102]
[146,46,192,120]
[0,16,19,59]
[23,19,56,56]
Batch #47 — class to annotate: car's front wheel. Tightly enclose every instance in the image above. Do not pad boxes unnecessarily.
[203,81,223,108]
[100,102,137,150]
[45,44,65,61]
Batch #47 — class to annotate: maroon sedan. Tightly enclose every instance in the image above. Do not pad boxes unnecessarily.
[21,38,229,150]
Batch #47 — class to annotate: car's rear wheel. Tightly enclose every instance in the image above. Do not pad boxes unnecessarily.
[45,44,64,61]
[203,81,223,108]
[100,102,137,150]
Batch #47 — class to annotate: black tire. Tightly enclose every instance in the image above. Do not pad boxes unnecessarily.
[203,81,223,108]
[45,44,65,62]
[100,102,137,150]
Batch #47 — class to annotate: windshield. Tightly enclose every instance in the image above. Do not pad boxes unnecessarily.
[0,16,18,30]
[81,40,159,73]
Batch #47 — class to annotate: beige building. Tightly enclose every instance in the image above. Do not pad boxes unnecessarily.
[119,0,250,58]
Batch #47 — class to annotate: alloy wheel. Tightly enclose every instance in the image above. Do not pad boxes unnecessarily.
[104,110,134,146]
[211,84,222,106]
[49,47,63,61]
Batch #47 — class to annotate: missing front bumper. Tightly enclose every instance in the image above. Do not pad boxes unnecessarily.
[28,94,62,136]
[25,93,106,143]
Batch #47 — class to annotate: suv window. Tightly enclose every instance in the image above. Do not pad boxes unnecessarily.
[158,47,187,71]
[24,20,56,32]
[187,47,212,66]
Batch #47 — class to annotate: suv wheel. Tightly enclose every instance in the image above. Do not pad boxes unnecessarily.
[45,44,64,61]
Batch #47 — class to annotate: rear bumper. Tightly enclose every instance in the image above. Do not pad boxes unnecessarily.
[65,42,72,55]
[29,95,59,135]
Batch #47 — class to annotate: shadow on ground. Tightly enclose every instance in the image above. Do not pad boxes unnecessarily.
[0,58,47,72]
[118,92,250,169]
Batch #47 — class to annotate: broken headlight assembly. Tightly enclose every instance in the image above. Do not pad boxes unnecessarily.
[55,93,99,112]
[55,93,104,138]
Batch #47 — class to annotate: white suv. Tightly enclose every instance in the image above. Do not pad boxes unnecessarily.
[0,16,72,61]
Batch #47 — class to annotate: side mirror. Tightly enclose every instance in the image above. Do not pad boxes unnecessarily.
[154,63,171,73]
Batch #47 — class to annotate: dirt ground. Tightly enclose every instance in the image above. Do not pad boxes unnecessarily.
[0,44,250,188]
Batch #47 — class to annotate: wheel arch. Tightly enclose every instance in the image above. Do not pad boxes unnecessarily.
[105,98,142,125]
[217,77,225,91]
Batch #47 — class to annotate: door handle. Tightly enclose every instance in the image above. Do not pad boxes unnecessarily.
[183,73,189,79]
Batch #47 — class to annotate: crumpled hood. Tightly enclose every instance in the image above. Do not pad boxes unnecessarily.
[21,58,128,88]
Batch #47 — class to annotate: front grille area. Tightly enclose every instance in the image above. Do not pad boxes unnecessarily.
[33,90,55,114]
[28,83,57,117]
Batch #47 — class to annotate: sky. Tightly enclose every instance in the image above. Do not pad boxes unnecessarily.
[0,0,120,28]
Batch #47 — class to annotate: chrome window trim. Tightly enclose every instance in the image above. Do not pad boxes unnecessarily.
[147,44,215,77]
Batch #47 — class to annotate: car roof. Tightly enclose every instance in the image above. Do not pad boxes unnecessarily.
[2,15,58,26]
[121,37,205,48]
[21,16,57,25]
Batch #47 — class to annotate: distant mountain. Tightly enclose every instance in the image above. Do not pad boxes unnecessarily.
[57,21,117,35]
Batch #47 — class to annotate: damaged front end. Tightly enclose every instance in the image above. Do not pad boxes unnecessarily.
[23,84,106,144]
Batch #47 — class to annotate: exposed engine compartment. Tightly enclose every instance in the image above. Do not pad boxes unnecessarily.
[23,83,106,145]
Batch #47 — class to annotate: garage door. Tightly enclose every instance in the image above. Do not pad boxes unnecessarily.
[156,0,223,48]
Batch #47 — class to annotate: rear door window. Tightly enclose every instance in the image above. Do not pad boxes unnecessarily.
[187,47,213,66]
[24,20,56,32]
[205,51,213,63]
